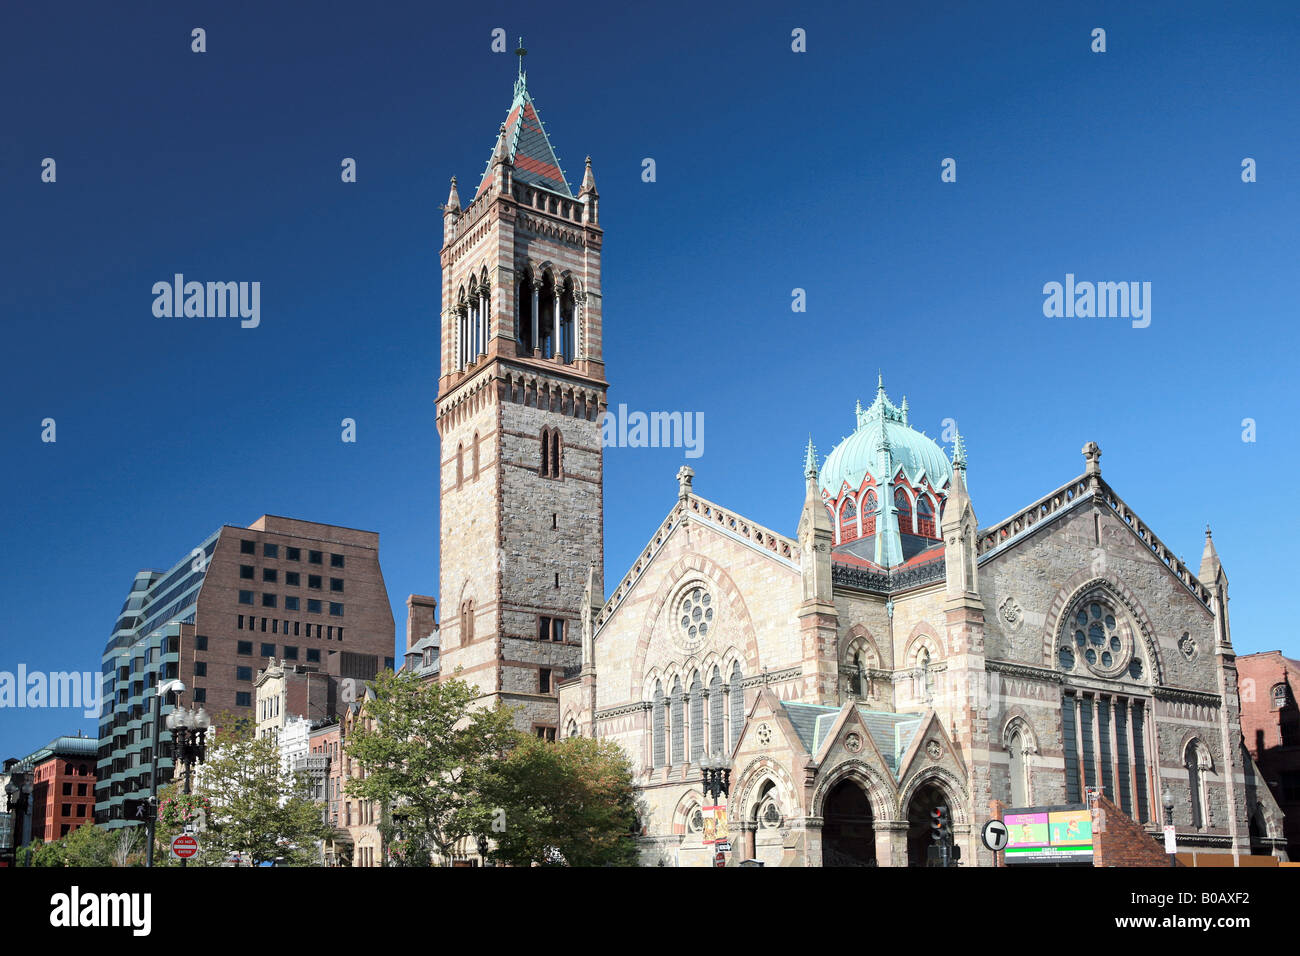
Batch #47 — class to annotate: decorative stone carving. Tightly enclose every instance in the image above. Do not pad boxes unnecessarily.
[926,739,943,761]
[756,722,772,747]
[1179,632,1198,661]
[844,732,862,754]
[999,596,1023,630]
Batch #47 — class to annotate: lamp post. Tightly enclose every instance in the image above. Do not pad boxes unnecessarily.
[146,679,185,868]
[1162,789,1176,868]
[165,705,210,868]
[700,751,732,866]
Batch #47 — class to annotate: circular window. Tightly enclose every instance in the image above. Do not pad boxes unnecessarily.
[674,586,714,652]
[1065,595,1134,678]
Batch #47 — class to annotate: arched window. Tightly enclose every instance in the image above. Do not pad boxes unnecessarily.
[895,486,912,534]
[670,678,684,765]
[539,272,556,358]
[708,667,724,755]
[456,443,464,489]
[540,428,563,479]
[1186,741,1209,829]
[559,278,576,363]
[916,495,935,537]
[728,663,744,754]
[862,489,877,536]
[517,271,535,354]
[1007,729,1029,806]
[652,681,665,768]
[689,671,704,763]
[566,718,578,739]
[838,495,858,543]
[460,600,475,644]
[472,431,480,479]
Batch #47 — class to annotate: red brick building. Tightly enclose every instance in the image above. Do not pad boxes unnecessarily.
[22,735,98,843]
[1238,651,1300,857]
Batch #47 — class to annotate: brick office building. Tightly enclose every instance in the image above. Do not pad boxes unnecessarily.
[19,734,98,843]
[1238,651,1300,857]
[97,515,395,826]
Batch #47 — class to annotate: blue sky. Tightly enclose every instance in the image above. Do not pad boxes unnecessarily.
[1,1,1297,756]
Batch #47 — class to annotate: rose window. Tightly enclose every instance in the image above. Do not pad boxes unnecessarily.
[679,588,713,642]
[1060,597,1134,678]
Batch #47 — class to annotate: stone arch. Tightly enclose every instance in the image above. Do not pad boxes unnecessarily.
[734,756,800,825]
[629,554,763,701]
[1045,573,1164,684]
[999,706,1040,754]
[670,789,708,836]
[904,623,945,662]
[811,758,899,824]
[898,765,969,826]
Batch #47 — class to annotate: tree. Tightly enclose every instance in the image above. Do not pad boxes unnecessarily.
[474,734,642,867]
[158,722,330,866]
[23,823,118,867]
[344,670,518,865]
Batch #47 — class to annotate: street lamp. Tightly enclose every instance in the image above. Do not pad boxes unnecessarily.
[146,679,185,868]
[1162,789,1176,868]
[700,752,732,802]
[165,705,210,869]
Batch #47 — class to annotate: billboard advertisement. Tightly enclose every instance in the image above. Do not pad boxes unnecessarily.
[1003,805,1093,863]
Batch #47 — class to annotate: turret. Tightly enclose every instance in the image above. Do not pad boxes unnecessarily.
[943,427,980,603]
[579,156,599,224]
[442,176,461,245]
[798,438,833,603]
[1200,527,1232,650]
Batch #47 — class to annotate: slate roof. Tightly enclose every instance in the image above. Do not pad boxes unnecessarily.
[475,73,572,200]
[782,702,925,778]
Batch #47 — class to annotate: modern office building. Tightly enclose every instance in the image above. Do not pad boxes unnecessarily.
[96,516,395,826]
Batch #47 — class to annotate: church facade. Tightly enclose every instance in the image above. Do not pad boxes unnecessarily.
[436,67,1285,866]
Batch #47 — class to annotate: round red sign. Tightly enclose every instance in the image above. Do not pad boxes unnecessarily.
[171,834,199,859]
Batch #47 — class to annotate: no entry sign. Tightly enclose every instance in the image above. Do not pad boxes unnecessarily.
[171,834,199,860]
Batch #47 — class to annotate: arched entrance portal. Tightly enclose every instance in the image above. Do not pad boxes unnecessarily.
[906,782,951,867]
[821,779,876,866]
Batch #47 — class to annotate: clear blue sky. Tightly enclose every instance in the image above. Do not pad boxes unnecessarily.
[2,1,1296,757]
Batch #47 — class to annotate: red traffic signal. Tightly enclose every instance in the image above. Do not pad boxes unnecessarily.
[929,805,949,842]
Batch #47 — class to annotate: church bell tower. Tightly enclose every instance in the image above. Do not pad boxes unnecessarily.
[436,49,608,734]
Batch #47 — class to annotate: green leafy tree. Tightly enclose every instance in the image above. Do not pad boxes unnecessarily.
[23,822,118,867]
[344,670,518,866]
[156,721,330,866]
[474,734,642,867]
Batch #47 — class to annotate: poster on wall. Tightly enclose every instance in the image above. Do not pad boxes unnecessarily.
[1003,804,1094,863]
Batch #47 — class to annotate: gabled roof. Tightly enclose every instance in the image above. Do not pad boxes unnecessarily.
[782,701,924,778]
[475,72,572,200]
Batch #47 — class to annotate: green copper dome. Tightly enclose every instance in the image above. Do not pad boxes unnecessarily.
[817,380,954,499]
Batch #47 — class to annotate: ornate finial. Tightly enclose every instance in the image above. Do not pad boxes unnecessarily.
[952,427,967,470]
[515,37,527,77]
[900,395,909,424]
[1082,440,1102,477]
[580,155,598,196]
[804,436,818,479]
[676,465,695,500]
[877,371,885,393]
[1205,524,1212,538]
[443,176,461,214]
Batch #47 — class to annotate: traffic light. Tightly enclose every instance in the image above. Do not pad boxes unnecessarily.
[930,805,949,843]
[121,798,153,822]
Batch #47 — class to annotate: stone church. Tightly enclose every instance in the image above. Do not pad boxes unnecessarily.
[430,63,1285,866]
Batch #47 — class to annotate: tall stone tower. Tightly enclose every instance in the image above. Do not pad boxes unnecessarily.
[436,56,607,735]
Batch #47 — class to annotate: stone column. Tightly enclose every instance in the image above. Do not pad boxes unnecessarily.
[531,285,540,357]
[876,820,909,868]
[480,289,489,356]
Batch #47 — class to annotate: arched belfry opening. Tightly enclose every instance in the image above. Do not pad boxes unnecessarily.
[821,779,876,866]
